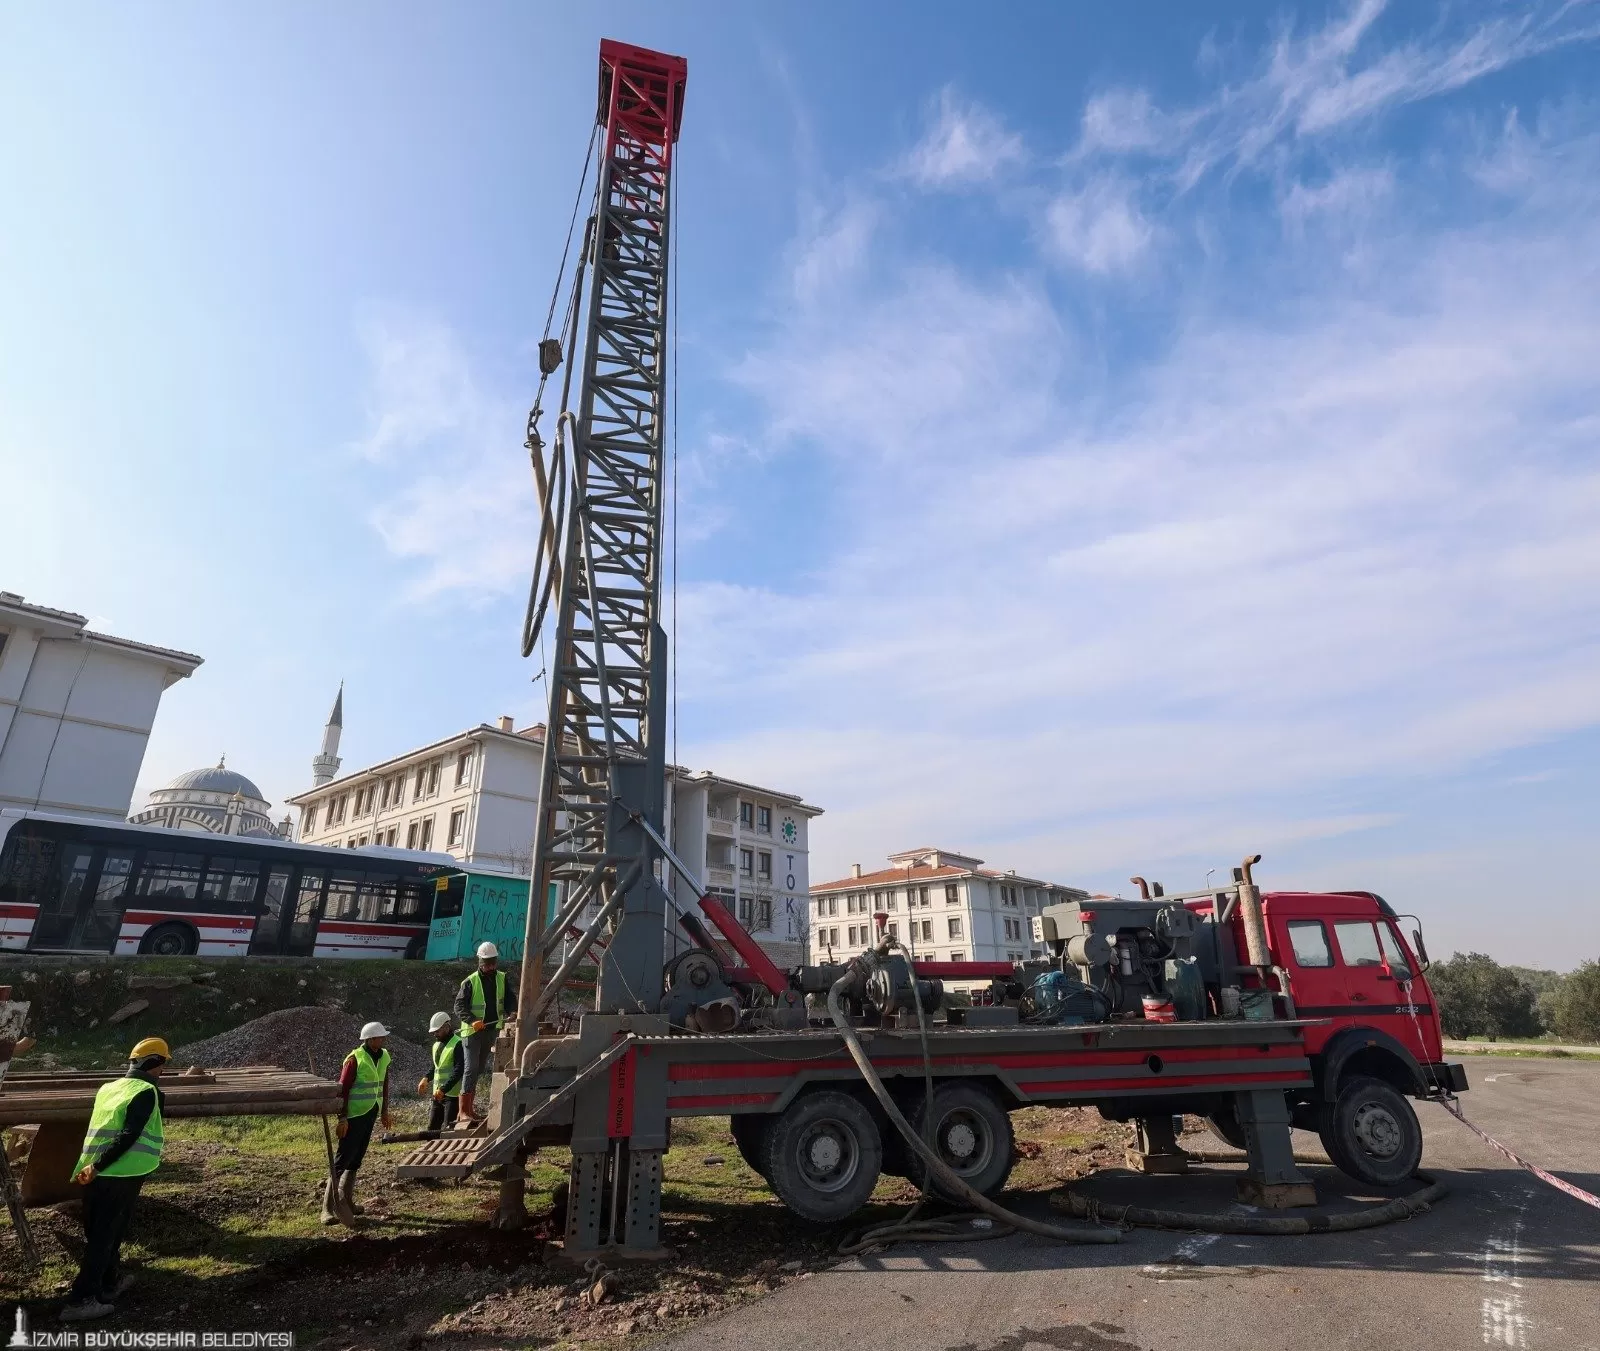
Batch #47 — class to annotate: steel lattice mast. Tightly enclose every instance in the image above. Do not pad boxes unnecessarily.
[516,41,687,1044]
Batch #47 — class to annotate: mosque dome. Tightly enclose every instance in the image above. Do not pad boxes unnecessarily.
[162,764,265,802]
[130,757,288,839]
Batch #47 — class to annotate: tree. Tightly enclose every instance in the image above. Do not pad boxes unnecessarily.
[1547,961,1600,1044]
[1429,953,1543,1040]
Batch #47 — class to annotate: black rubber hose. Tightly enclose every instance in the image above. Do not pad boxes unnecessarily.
[826,971,1120,1245]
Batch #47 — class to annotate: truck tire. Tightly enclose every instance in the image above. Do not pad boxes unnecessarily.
[761,1090,882,1223]
[139,922,197,956]
[1207,1104,1248,1151]
[908,1082,1014,1201]
[729,1113,770,1178]
[1318,1075,1422,1186]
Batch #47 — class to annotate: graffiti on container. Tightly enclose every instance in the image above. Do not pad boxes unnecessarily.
[465,877,529,963]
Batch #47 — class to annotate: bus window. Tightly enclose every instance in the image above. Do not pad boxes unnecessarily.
[80,850,136,950]
[358,873,399,922]
[325,870,362,922]
[287,869,325,955]
[0,830,56,907]
[252,867,293,953]
[431,875,466,921]
[30,843,96,949]
[398,880,429,921]
[200,857,264,908]
[138,852,203,902]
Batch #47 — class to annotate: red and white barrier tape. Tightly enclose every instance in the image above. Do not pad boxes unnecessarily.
[1436,1094,1600,1212]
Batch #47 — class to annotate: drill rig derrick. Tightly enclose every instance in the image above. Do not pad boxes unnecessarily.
[495,39,687,1247]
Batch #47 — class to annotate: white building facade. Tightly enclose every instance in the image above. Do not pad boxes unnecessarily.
[287,699,822,962]
[665,770,821,967]
[0,593,201,820]
[808,847,1087,974]
[288,713,543,877]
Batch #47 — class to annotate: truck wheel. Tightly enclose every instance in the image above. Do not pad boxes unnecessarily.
[1207,1104,1248,1151]
[1318,1075,1422,1186]
[729,1113,770,1179]
[909,1083,1014,1201]
[761,1090,882,1223]
[139,922,197,956]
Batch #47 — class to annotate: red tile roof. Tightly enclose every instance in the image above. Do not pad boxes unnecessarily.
[812,863,970,892]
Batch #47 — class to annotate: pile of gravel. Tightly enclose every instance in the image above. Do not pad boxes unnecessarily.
[171,1006,432,1087]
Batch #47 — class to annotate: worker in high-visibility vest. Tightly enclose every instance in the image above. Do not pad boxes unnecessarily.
[322,1022,391,1224]
[61,1037,170,1323]
[452,942,516,1123]
[417,1011,463,1132]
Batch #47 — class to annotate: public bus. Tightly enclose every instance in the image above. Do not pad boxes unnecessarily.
[0,807,456,959]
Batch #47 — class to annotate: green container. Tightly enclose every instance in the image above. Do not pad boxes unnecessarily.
[425,872,552,963]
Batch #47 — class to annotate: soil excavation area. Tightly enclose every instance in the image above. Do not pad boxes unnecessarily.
[2,1102,1128,1349]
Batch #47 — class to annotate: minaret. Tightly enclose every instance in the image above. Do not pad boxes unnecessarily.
[312,684,343,787]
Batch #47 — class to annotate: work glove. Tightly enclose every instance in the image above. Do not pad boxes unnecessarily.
[472,1020,485,1032]
[336,1118,349,1139]
[417,1076,430,1096]
[433,1090,445,1102]
[74,1165,96,1185]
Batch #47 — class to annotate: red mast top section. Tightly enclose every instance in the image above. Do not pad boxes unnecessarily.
[597,39,688,169]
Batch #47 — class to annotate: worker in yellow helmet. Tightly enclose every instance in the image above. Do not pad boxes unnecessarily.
[452,942,516,1123]
[323,1022,392,1224]
[61,1037,170,1323]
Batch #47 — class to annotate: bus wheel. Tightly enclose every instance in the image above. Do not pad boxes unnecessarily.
[729,1113,770,1179]
[909,1082,1013,1201]
[404,935,427,960]
[761,1090,882,1223]
[139,922,197,957]
[1318,1075,1422,1186]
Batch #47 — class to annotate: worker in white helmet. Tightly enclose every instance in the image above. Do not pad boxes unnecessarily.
[322,1021,391,1224]
[418,1011,463,1132]
[452,941,515,1123]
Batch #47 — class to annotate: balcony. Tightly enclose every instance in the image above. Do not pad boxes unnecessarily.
[706,815,736,839]
[707,866,735,887]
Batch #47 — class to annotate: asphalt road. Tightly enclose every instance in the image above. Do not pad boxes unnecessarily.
[651,1057,1600,1351]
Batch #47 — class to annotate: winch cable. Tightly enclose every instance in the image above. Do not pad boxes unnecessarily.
[826,968,1121,1248]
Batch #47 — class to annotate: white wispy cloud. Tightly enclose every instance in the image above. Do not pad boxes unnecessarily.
[1045,175,1156,273]
[900,87,1025,187]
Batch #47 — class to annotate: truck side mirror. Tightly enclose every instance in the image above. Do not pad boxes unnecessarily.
[1411,928,1431,971]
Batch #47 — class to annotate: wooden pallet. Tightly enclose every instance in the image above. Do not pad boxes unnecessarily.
[396,1133,496,1180]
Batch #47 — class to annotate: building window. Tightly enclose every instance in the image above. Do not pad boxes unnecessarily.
[827,896,838,916]
[948,917,963,940]
[739,848,753,877]
[945,884,960,905]
[757,805,772,834]
[455,749,473,787]
[739,801,754,829]
[847,924,859,945]
[757,898,772,930]
[303,806,317,833]
[418,816,435,851]
[346,837,356,849]
[916,886,929,908]
[358,835,369,847]
[448,809,466,846]
[413,772,424,803]
[1001,885,1018,907]
[950,951,965,964]
[886,922,898,939]
[378,781,389,810]
[406,821,419,849]
[816,898,826,917]
[428,761,441,796]
[919,919,934,942]
[739,896,753,926]
[384,828,397,846]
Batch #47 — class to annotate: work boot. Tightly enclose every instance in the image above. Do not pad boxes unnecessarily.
[459,1091,476,1123]
[60,1299,115,1323]
[320,1174,341,1225]
[339,1168,365,1216]
[100,1275,136,1301]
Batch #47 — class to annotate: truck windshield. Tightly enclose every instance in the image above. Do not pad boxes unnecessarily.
[1333,921,1384,967]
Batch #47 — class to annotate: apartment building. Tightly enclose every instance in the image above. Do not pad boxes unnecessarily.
[808,847,1088,977]
[666,769,822,967]
[288,698,823,962]
[288,714,542,876]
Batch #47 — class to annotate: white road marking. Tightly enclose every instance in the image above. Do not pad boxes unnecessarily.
[1481,1205,1529,1347]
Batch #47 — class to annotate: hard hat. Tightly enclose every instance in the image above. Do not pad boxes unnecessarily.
[129,1037,170,1062]
[359,1021,390,1040]
[476,942,499,959]
[428,1011,452,1034]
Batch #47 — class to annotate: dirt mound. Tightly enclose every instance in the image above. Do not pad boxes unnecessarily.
[172,1005,433,1086]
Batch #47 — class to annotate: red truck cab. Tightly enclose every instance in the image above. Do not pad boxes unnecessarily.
[1194,889,1466,1183]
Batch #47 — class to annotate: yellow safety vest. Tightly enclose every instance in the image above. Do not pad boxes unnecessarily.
[343,1045,390,1118]
[431,1034,463,1098]
[75,1078,164,1179]
[461,969,508,1033]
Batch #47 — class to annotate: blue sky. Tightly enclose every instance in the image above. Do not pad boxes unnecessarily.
[3,2,1598,965]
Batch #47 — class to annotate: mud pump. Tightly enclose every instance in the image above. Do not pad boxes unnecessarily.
[394,38,1466,1257]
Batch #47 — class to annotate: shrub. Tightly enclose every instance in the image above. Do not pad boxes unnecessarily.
[1429,952,1543,1040]
[1547,960,1600,1044]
